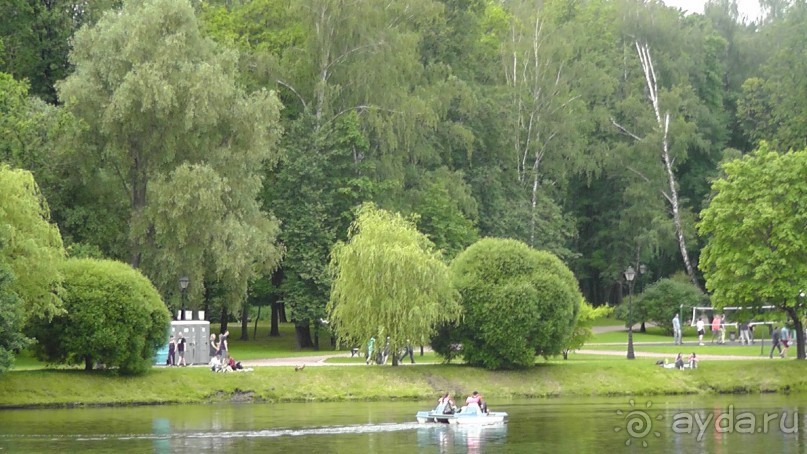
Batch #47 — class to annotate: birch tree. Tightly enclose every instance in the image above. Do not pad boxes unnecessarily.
[612,42,703,291]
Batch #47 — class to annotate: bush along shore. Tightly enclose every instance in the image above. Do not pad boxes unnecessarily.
[2,359,806,409]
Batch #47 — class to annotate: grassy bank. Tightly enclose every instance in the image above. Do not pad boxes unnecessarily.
[2,356,806,409]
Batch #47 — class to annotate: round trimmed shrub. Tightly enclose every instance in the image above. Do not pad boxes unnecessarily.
[29,258,170,375]
[446,238,581,369]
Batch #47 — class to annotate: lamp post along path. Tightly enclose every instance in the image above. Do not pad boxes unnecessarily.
[625,266,636,360]
[179,276,189,321]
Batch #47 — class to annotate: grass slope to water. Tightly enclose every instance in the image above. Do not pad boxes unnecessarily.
[2,357,806,409]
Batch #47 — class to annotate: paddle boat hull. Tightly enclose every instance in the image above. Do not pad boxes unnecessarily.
[416,410,508,425]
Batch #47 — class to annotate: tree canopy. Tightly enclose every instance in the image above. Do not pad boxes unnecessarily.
[698,143,807,359]
[56,0,284,319]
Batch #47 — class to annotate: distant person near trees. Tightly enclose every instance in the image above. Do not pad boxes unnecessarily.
[769,325,782,358]
[366,336,376,365]
[711,315,723,344]
[219,330,229,360]
[780,325,790,358]
[739,322,751,345]
[177,333,187,366]
[696,318,705,346]
[209,334,218,361]
[167,335,176,366]
[672,313,682,345]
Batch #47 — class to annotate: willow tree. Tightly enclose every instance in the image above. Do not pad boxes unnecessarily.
[327,204,460,366]
[0,165,65,323]
[57,0,284,317]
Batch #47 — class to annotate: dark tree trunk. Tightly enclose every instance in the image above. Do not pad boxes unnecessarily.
[219,305,228,334]
[420,345,424,356]
[84,355,93,371]
[786,307,805,360]
[203,285,210,321]
[240,305,249,341]
[270,269,283,337]
[313,324,320,351]
[295,323,313,350]
[270,299,280,337]
[640,322,646,333]
[253,305,261,340]
[279,302,288,323]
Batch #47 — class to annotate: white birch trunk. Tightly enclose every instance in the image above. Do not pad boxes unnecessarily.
[635,42,703,291]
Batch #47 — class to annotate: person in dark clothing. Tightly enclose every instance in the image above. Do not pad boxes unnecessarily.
[167,335,176,366]
[769,325,782,358]
[177,333,187,366]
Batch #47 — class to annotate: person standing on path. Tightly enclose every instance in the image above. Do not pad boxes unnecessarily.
[739,321,751,345]
[696,318,705,346]
[365,336,376,365]
[672,313,682,345]
[711,315,723,344]
[219,330,229,361]
[209,334,219,365]
[177,333,187,366]
[167,335,176,366]
[769,325,782,358]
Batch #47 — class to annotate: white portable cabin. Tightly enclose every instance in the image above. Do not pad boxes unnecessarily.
[170,320,211,365]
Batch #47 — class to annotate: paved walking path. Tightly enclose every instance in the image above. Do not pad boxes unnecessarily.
[237,324,778,367]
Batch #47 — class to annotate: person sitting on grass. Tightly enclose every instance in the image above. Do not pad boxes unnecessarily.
[688,352,698,369]
[674,353,685,370]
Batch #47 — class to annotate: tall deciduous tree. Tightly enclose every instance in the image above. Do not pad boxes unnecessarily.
[698,144,807,359]
[57,0,284,314]
[327,203,460,366]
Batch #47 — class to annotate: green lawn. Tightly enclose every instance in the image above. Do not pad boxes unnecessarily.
[3,357,806,408]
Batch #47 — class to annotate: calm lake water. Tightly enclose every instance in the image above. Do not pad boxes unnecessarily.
[1,394,806,452]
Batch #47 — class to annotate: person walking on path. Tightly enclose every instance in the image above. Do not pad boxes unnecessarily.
[739,321,751,345]
[672,313,682,345]
[696,318,705,346]
[780,325,790,358]
[400,340,415,364]
[769,325,782,358]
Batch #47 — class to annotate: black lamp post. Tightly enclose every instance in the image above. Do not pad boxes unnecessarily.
[625,266,636,360]
[179,276,189,321]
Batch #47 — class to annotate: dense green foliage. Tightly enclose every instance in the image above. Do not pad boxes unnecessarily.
[28,258,171,375]
[3,0,807,351]
[55,0,284,324]
[633,276,707,335]
[0,266,29,374]
[698,144,807,358]
[327,204,460,364]
[446,238,581,369]
[0,165,65,322]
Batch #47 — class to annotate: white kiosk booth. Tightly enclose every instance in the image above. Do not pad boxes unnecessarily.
[169,318,211,365]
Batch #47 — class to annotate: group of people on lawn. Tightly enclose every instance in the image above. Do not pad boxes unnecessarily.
[672,313,795,358]
[208,330,248,371]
